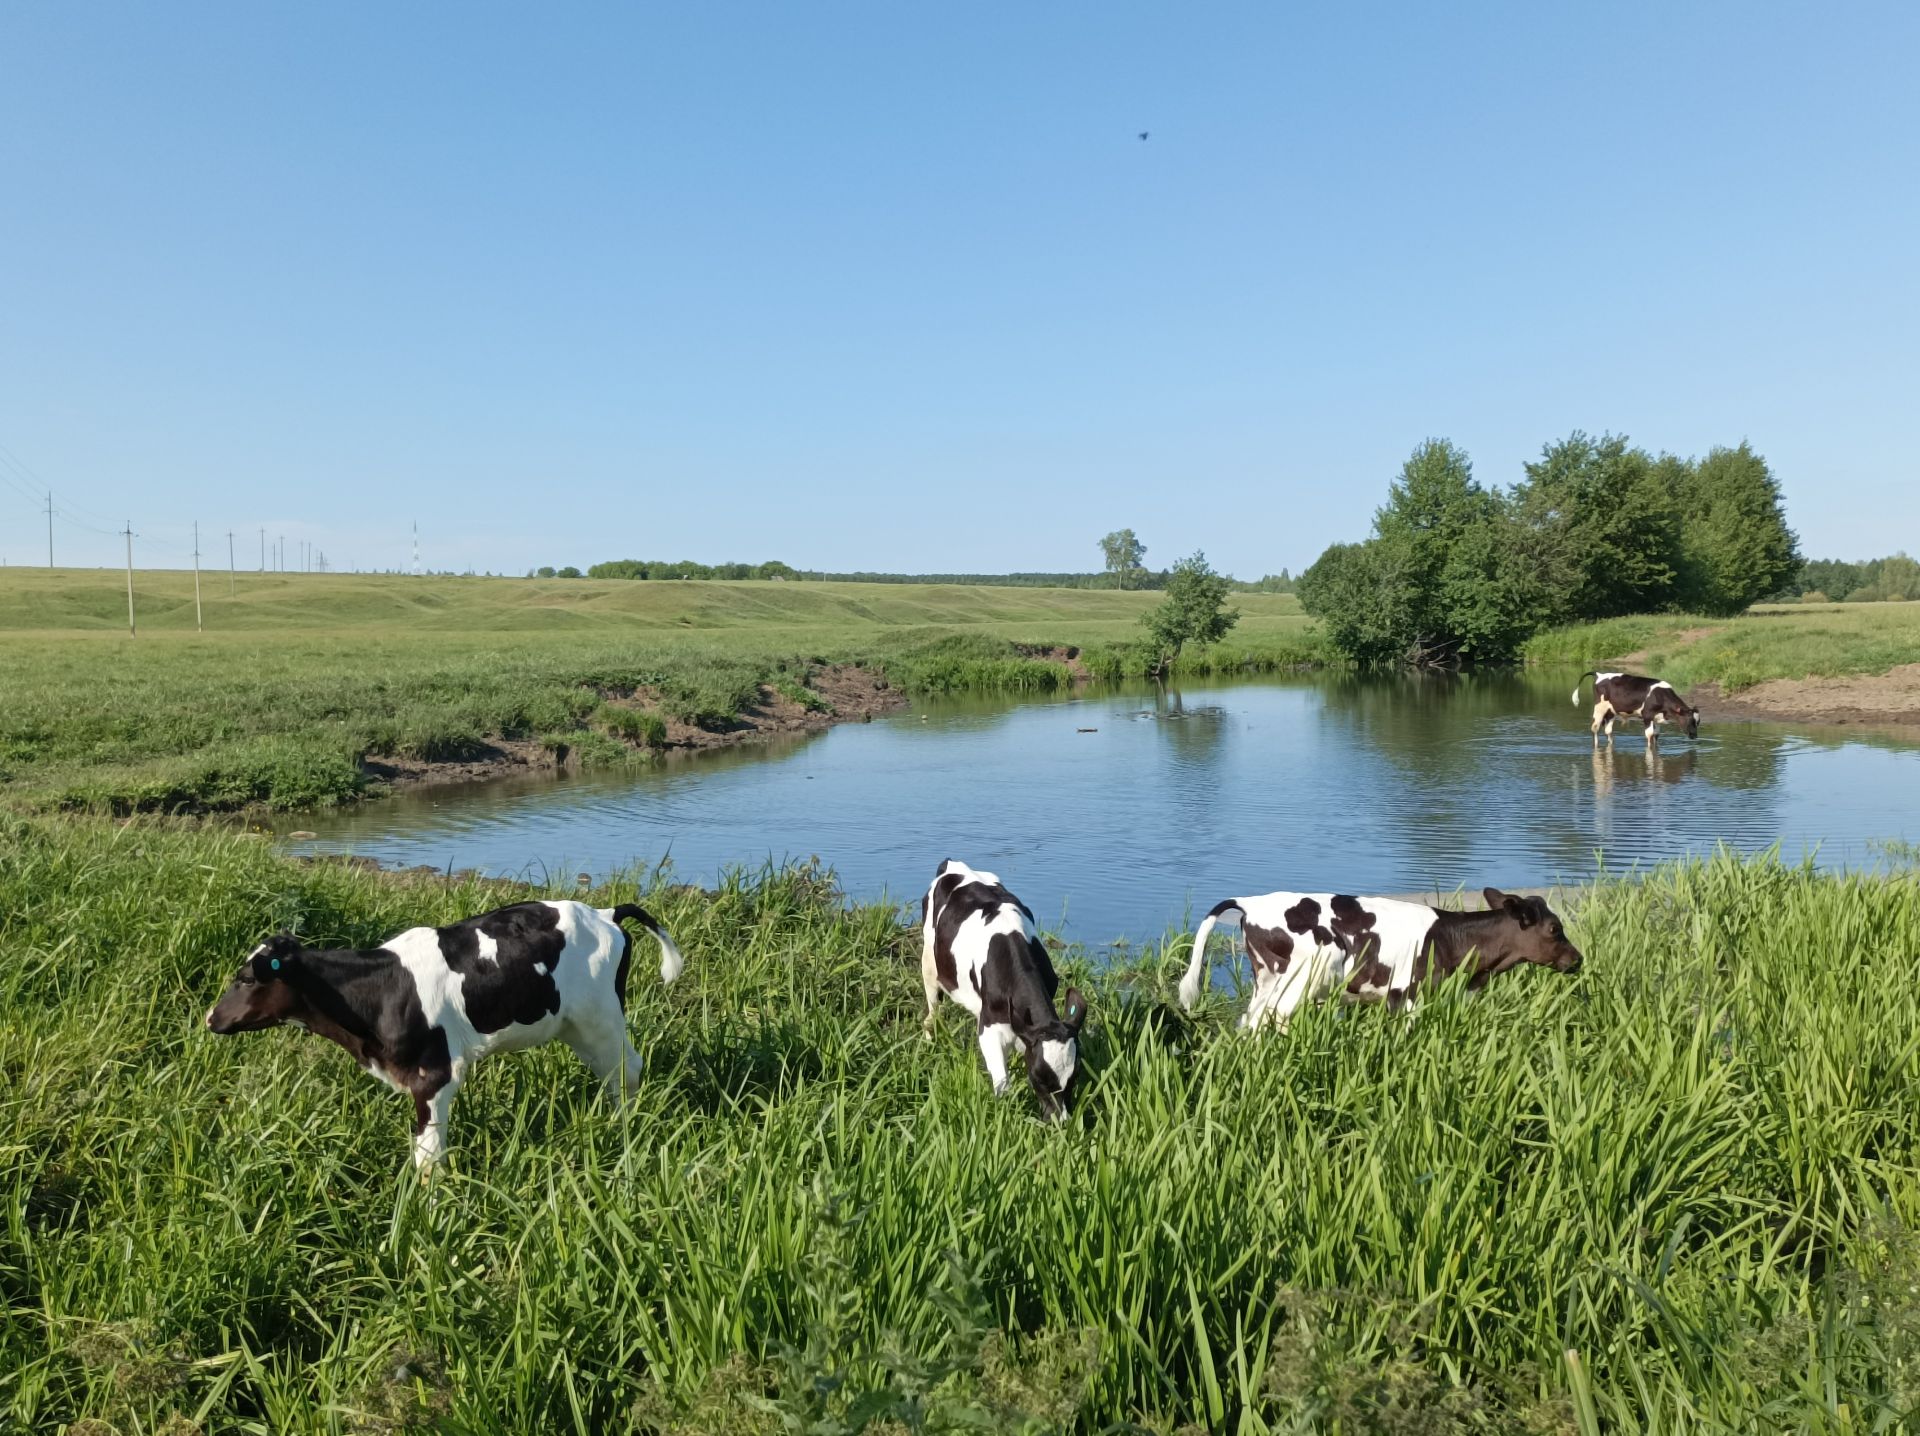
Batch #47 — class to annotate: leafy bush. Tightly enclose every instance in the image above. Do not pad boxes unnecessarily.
[599,703,668,748]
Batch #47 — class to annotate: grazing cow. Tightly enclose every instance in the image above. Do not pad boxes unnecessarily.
[206,900,683,1171]
[920,860,1087,1119]
[1176,887,1581,1029]
[1573,670,1700,746]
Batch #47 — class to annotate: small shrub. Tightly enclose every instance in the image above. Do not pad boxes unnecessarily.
[599,703,668,748]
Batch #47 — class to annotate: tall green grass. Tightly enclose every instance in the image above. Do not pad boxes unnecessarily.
[4,818,1917,1431]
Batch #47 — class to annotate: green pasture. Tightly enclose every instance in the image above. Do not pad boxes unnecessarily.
[0,570,1319,814]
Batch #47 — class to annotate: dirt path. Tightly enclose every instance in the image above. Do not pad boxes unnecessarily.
[359,664,908,795]
[1696,663,1920,729]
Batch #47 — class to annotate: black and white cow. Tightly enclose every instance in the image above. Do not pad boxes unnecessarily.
[205,900,683,1171]
[1177,887,1581,1029]
[920,860,1087,1119]
[1573,670,1701,746]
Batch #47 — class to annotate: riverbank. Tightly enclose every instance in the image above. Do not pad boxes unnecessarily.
[5,816,1917,1431]
[1523,600,1920,727]
[356,662,909,796]
[0,570,1322,815]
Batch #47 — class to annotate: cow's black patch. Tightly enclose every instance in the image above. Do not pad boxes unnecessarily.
[1243,922,1293,974]
[1283,896,1334,946]
[931,877,1033,995]
[1329,895,1389,990]
[435,902,567,1032]
[978,931,1059,1029]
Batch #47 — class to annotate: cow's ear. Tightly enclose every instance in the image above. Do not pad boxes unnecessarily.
[1482,887,1509,911]
[253,937,300,980]
[1061,987,1088,1035]
[1501,895,1535,927]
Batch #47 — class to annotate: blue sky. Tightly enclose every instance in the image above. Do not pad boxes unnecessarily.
[2,3,1914,577]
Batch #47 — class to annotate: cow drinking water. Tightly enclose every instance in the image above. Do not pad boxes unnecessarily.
[920,860,1086,1119]
[1176,887,1581,1030]
[205,899,684,1172]
[1573,671,1700,746]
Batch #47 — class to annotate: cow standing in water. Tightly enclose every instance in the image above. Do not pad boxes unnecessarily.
[920,860,1086,1119]
[206,900,683,1172]
[1177,888,1582,1030]
[1573,670,1701,748]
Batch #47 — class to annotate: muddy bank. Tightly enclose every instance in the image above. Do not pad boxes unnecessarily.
[358,664,907,796]
[1698,663,1920,729]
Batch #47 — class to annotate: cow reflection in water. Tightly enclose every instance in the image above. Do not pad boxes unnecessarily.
[1591,742,1697,797]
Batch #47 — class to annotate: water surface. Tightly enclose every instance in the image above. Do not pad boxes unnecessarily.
[290,672,1920,944]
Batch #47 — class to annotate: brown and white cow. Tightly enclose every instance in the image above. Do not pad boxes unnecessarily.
[1176,888,1582,1030]
[1573,670,1700,746]
[206,900,683,1172]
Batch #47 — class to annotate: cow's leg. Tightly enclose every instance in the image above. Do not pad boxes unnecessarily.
[570,1017,646,1102]
[411,1071,461,1174]
[920,929,942,1040]
[1254,961,1321,1034]
[1590,700,1612,741]
[1643,717,1659,751]
[976,1023,1012,1095]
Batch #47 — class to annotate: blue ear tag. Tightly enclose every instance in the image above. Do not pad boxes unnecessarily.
[270,958,281,970]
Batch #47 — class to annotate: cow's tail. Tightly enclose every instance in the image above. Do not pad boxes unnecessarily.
[1179,899,1243,1011]
[1571,671,1599,707]
[610,903,684,985]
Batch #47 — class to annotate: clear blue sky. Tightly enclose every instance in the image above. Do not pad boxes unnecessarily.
[3,3,1915,577]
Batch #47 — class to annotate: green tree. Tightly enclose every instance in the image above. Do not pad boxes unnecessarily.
[1299,440,1540,666]
[1370,439,1510,661]
[1098,529,1148,590]
[1141,551,1238,674]
[1296,540,1408,665]
[1674,443,1800,615]
[1513,432,1682,622]
[555,565,583,579]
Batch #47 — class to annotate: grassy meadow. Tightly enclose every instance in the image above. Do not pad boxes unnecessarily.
[0,569,1322,815]
[3,818,1918,1432]
[1522,602,1920,693]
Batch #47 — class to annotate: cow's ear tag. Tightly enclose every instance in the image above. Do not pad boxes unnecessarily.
[270,957,282,970]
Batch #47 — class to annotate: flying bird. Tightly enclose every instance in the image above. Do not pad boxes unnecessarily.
[1138,131,1150,140]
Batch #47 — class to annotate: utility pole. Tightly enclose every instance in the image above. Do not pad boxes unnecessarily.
[278,535,285,572]
[412,521,420,576]
[122,521,136,635]
[259,527,266,571]
[192,521,203,631]
[45,491,53,568]
[227,531,235,596]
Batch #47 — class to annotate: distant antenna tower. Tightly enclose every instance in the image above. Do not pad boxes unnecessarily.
[412,521,421,576]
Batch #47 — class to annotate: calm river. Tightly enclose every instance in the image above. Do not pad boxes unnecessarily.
[288,672,1920,945]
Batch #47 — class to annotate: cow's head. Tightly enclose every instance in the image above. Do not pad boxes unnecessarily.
[1682,702,1700,739]
[1481,889,1583,973]
[1025,987,1088,1121]
[205,933,307,1034]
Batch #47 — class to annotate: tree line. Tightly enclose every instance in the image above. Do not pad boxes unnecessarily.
[1773,553,1920,604]
[1297,434,1800,667]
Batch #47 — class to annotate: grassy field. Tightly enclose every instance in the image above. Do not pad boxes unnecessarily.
[1522,602,1920,692]
[0,570,1322,815]
[3,818,1917,1432]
